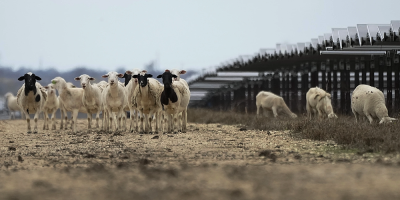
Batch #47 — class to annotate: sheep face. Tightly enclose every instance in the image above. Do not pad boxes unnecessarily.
[102,72,124,86]
[170,69,186,81]
[157,70,177,89]
[133,72,153,88]
[379,117,397,124]
[126,69,144,84]
[44,84,56,95]
[18,72,42,96]
[74,74,95,89]
[328,113,338,119]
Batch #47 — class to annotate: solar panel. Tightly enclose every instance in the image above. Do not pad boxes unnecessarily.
[297,43,306,52]
[367,24,389,44]
[311,38,319,48]
[318,36,325,44]
[356,24,369,46]
[338,29,349,48]
[391,20,400,33]
[348,27,358,40]
[378,25,392,41]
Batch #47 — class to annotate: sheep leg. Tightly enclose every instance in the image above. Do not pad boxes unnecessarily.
[72,109,79,133]
[173,114,179,134]
[22,109,32,133]
[33,110,40,134]
[182,109,187,133]
[129,109,135,132]
[145,114,151,134]
[95,111,101,129]
[51,110,57,130]
[43,112,48,130]
[139,112,145,133]
[365,113,374,124]
[110,111,118,132]
[60,108,64,130]
[87,113,92,130]
[155,111,160,134]
[306,103,312,119]
[120,111,126,131]
[272,107,278,118]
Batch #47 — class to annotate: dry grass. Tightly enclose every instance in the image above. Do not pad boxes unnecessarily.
[188,108,400,153]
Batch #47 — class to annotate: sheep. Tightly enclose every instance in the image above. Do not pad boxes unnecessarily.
[125,68,142,132]
[101,72,127,132]
[306,87,338,119]
[170,69,189,88]
[256,91,297,118]
[4,92,22,119]
[132,71,164,133]
[59,82,77,130]
[351,84,396,124]
[51,77,86,133]
[157,70,190,133]
[74,74,104,130]
[16,72,47,133]
[42,84,60,130]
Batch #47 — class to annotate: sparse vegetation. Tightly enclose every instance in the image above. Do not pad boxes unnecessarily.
[188,108,400,153]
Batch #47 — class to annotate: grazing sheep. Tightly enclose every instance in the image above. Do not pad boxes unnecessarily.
[74,74,104,130]
[351,84,396,124]
[132,71,164,133]
[157,70,190,133]
[306,87,338,119]
[42,84,60,130]
[4,92,22,119]
[125,68,142,132]
[256,91,297,118]
[51,77,86,133]
[16,72,47,133]
[101,72,127,132]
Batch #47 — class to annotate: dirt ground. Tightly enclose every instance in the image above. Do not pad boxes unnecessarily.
[0,119,399,200]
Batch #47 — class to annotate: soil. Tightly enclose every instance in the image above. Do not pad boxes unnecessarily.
[0,119,399,200]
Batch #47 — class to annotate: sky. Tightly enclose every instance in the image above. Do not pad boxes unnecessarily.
[0,0,399,72]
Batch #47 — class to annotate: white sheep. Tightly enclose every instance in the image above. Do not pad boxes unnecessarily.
[125,68,142,132]
[101,72,127,132]
[16,72,47,133]
[256,91,297,118]
[157,70,190,133]
[42,84,60,130]
[58,82,78,130]
[52,77,86,132]
[4,92,22,119]
[132,71,164,133]
[74,74,104,130]
[170,69,189,88]
[351,84,396,124]
[306,87,338,119]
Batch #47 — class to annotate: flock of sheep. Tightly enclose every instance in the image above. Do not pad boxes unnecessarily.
[256,84,396,124]
[5,70,397,135]
[5,69,190,134]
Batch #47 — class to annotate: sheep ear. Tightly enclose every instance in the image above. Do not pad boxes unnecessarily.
[165,69,170,72]
[142,70,148,73]
[44,86,49,89]
[89,77,95,81]
[157,75,162,78]
[126,70,132,75]
[102,75,109,78]
[117,73,124,78]
[180,70,187,74]
[147,74,153,78]
[74,77,81,81]
[35,76,42,81]
[18,76,25,81]
[314,95,319,100]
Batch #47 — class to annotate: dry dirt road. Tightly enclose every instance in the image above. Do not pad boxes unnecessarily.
[0,119,399,200]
